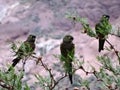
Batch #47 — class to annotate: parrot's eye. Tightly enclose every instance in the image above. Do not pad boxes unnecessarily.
[63,35,73,42]
[103,16,106,17]
[104,15,107,17]
[70,36,73,40]
[102,15,110,20]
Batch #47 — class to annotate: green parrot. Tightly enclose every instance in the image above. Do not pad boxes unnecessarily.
[60,35,75,84]
[8,35,36,71]
[95,15,112,52]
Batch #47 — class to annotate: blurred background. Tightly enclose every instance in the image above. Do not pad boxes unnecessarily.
[0,0,120,89]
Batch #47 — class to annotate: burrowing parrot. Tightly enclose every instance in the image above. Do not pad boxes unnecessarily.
[60,35,75,84]
[8,35,36,71]
[95,15,112,52]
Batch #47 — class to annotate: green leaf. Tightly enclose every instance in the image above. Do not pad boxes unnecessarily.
[24,84,30,90]
[81,79,90,87]
[11,42,18,53]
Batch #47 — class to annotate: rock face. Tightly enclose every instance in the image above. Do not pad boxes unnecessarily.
[0,0,120,90]
[0,0,120,39]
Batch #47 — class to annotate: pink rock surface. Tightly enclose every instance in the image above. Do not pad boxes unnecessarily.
[0,0,120,89]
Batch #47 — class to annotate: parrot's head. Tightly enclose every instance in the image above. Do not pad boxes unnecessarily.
[101,14,110,21]
[27,35,36,42]
[63,35,73,43]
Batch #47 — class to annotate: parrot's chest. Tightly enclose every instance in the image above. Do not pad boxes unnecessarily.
[62,44,73,51]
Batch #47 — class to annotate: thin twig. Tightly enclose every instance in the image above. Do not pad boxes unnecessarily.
[110,33,120,38]
[0,79,13,90]
[32,56,68,90]
[51,74,67,90]
[40,58,68,90]
[73,66,94,75]
[40,59,56,87]
[105,39,120,64]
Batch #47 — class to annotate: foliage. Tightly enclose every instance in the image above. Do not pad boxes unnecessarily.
[66,14,120,90]
[1,13,120,90]
[66,14,96,37]
[35,74,51,90]
[0,41,33,90]
[0,68,30,90]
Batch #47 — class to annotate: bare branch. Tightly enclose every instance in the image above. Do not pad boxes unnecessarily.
[105,39,120,64]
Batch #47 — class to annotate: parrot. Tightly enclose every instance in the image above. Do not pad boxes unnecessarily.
[8,35,36,71]
[95,15,112,52]
[60,35,75,84]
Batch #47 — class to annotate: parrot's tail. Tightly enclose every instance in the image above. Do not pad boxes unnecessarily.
[68,62,73,84]
[7,57,21,72]
[99,39,105,52]
[68,73,73,84]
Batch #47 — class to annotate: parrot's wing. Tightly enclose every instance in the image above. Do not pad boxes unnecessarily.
[16,41,33,57]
